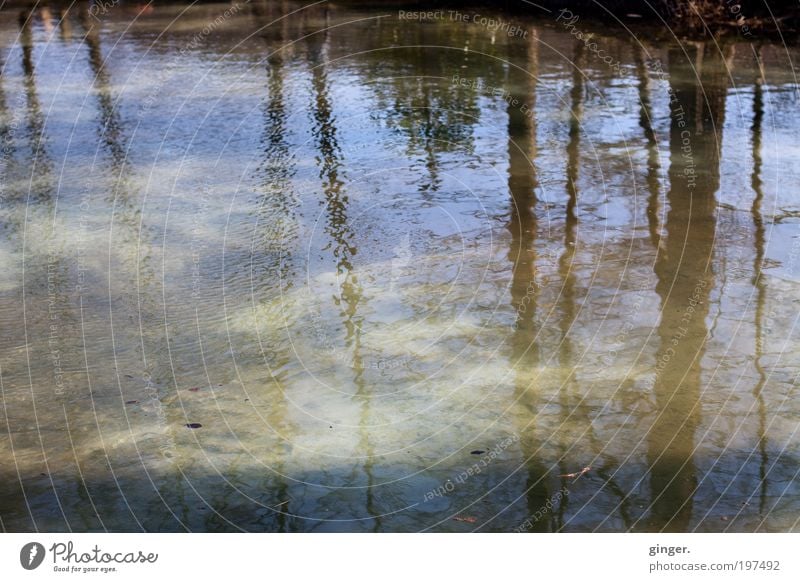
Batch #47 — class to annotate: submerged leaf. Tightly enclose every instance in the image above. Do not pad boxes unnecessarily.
[453,516,477,524]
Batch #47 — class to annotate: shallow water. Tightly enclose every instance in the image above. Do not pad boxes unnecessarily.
[1,1,799,532]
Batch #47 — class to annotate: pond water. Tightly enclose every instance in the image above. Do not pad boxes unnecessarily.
[1,1,799,532]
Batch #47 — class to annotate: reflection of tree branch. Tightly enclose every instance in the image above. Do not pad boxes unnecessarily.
[594,465,633,529]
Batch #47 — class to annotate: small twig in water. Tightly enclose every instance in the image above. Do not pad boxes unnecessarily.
[453,515,477,524]
[559,466,591,479]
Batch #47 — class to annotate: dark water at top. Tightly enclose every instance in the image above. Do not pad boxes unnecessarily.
[1,1,799,532]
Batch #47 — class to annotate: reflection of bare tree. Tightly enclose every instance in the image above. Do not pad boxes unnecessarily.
[504,29,551,532]
[634,44,664,251]
[74,9,190,530]
[565,43,583,232]
[249,3,300,532]
[749,46,769,518]
[19,9,54,202]
[0,50,14,185]
[0,9,69,532]
[306,22,355,273]
[305,18,380,530]
[551,40,585,530]
[255,1,298,285]
[77,7,157,338]
[77,7,161,321]
[366,33,499,193]
[79,10,126,170]
[555,43,633,531]
[644,41,728,532]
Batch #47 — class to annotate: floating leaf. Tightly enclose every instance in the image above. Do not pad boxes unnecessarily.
[453,516,477,524]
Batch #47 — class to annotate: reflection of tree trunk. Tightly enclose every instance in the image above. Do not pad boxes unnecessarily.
[76,8,184,531]
[565,43,583,232]
[307,29,355,273]
[258,7,296,282]
[0,52,12,171]
[256,7,296,532]
[749,46,769,518]
[506,32,538,334]
[505,30,552,532]
[79,10,126,177]
[20,11,53,196]
[8,9,67,531]
[306,21,379,531]
[645,42,728,532]
[58,8,72,43]
[634,45,664,251]
[551,41,585,529]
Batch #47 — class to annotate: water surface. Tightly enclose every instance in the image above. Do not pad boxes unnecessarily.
[1,1,800,532]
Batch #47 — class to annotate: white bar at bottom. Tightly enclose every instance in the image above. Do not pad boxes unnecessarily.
[0,533,795,581]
